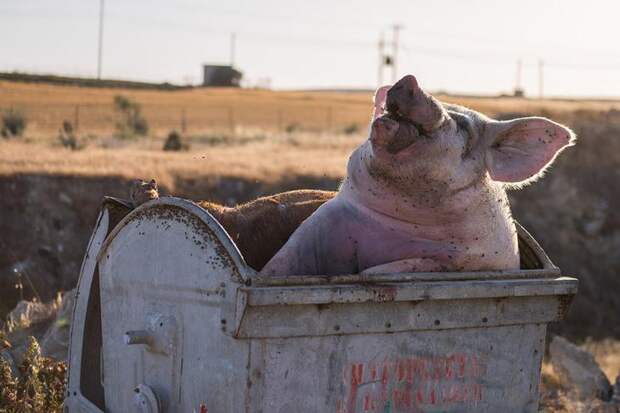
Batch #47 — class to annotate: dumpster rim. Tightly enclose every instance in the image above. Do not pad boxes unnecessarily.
[240,276,578,307]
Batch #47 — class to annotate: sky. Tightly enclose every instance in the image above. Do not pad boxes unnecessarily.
[2,0,620,97]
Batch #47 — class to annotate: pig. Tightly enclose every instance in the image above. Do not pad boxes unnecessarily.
[260,74,575,276]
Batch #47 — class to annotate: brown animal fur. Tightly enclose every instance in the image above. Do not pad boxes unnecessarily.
[197,190,335,270]
[128,181,335,270]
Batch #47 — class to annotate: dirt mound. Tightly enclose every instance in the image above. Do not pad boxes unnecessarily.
[509,110,620,339]
[0,175,135,315]
[0,173,339,316]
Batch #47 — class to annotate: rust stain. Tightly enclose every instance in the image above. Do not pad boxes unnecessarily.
[129,204,243,281]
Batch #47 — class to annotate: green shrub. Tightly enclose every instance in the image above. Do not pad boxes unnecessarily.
[0,334,66,412]
[58,120,83,150]
[163,130,189,151]
[285,123,300,133]
[342,123,360,135]
[1,109,27,138]
[113,95,149,139]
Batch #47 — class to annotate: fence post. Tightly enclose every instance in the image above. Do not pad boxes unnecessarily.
[74,105,80,132]
[277,109,283,133]
[326,106,333,132]
[181,108,187,133]
[228,107,235,133]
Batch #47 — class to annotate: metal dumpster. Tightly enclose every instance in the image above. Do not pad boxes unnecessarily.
[65,196,578,413]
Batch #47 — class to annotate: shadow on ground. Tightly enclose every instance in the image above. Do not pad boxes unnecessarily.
[0,173,340,317]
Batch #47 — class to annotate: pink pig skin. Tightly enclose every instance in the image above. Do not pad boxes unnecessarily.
[260,75,575,277]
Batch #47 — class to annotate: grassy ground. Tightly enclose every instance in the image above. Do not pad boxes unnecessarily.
[1,78,618,189]
[0,132,354,188]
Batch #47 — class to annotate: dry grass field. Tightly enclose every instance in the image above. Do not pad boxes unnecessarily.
[1,80,619,412]
[1,79,619,187]
[3,80,620,137]
[0,131,354,188]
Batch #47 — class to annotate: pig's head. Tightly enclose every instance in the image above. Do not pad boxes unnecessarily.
[360,74,575,204]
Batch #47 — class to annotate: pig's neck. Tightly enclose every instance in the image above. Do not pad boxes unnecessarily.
[340,148,511,231]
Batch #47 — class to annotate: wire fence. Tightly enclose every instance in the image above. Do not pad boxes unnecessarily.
[0,102,371,138]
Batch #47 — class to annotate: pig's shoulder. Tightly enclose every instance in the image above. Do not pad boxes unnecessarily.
[302,196,357,227]
[279,197,359,275]
[282,197,356,253]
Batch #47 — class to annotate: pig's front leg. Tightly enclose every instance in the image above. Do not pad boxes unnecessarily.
[360,258,448,275]
[258,227,321,276]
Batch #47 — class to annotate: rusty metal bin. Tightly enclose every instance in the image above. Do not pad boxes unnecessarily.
[65,197,578,413]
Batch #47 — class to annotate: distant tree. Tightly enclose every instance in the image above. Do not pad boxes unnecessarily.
[163,130,189,151]
[342,123,360,135]
[1,108,27,138]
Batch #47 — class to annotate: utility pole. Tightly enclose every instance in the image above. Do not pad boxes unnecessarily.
[377,25,403,87]
[230,32,236,66]
[377,32,385,86]
[538,59,544,99]
[514,58,524,97]
[97,0,105,79]
[391,24,403,82]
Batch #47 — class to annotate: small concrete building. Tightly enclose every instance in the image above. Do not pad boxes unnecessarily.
[202,64,242,87]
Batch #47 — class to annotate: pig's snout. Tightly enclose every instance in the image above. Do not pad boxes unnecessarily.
[386,74,446,133]
[386,75,420,118]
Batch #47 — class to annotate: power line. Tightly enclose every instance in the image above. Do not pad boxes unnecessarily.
[7,2,620,65]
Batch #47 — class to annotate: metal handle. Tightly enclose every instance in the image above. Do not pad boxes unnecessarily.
[124,330,150,346]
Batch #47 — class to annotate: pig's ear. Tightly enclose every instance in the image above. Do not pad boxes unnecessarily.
[372,85,391,120]
[486,117,575,184]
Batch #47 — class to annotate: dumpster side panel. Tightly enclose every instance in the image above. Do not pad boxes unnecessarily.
[98,200,250,413]
[65,207,109,412]
[249,324,545,413]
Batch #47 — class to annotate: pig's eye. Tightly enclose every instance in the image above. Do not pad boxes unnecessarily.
[451,114,474,157]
